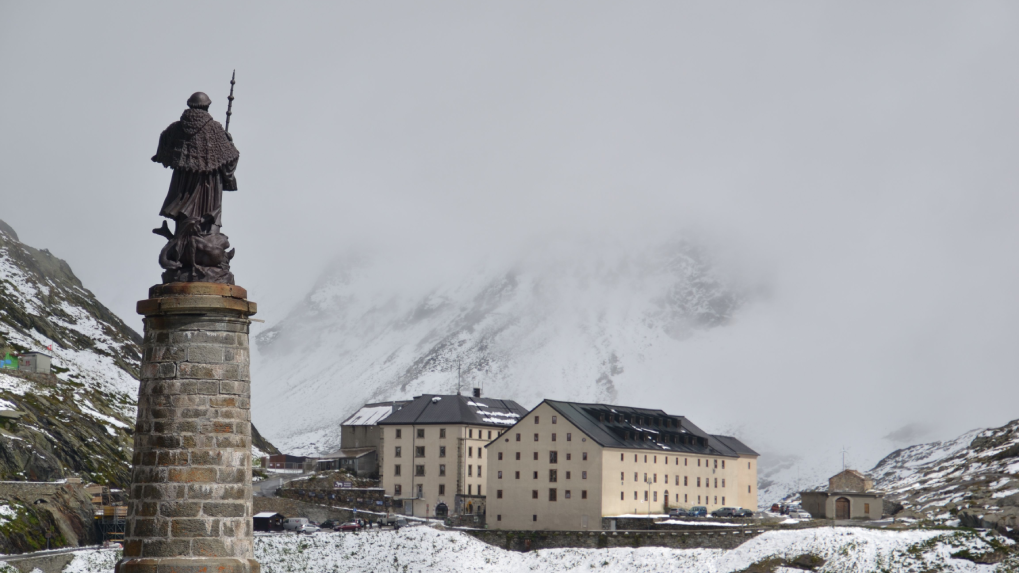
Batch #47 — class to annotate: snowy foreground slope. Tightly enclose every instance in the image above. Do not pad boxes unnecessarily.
[253,240,743,455]
[55,527,1019,573]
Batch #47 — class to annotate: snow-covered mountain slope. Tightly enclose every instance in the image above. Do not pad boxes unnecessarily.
[252,239,743,455]
[869,419,1019,531]
[0,219,141,484]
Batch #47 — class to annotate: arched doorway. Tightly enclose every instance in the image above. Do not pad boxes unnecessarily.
[835,497,850,520]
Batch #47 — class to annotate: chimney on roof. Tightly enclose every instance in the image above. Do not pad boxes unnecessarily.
[472,388,481,398]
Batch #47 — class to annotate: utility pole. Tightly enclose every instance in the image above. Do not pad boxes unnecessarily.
[840,446,849,471]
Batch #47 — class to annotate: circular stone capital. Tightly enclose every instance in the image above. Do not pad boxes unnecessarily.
[137,282,257,318]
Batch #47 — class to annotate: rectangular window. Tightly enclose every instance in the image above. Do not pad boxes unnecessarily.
[653,474,657,483]
[698,459,701,467]
[722,479,726,488]
[532,490,538,499]
[722,460,725,469]
[567,433,572,441]
[468,447,473,458]
[478,465,482,478]
[644,491,648,501]
[439,446,446,458]
[582,452,588,461]
[714,478,718,488]
[722,496,726,505]
[634,472,638,482]
[714,460,718,469]
[654,491,658,502]
[498,470,503,479]
[634,491,638,500]
[416,446,425,457]
[395,446,402,458]
[621,492,624,500]
[748,486,752,494]
[395,484,402,495]
[748,462,751,470]
[417,428,425,439]
[394,465,401,476]
[415,465,425,476]
[654,456,657,463]
[516,452,521,460]
[439,464,446,476]
[864,503,870,513]
[621,453,624,461]
[535,416,540,424]
[549,469,558,482]
[644,455,647,463]
[685,458,688,466]
[696,477,700,487]
[566,453,572,461]
[552,433,557,442]
[478,448,482,460]
[498,452,503,460]
[469,429,473,438]
[516,433,521,441]
[468,484,472,495]
[621,472,624,481]
[565,490,571,499]
[497,490,503,499]
[497,515,502,521]
[478,485,482,496]
[439,484,445,495]
[714,496,717,504]
[549,488,557,501]
[396,429,402,439]
[582,471,587,480]
[684,476,688,486]
[468,466,473,477]
[488,430,492,439]
[534,433,539,441]
[684,494,688,503]
[566,471,571,479]
[440,428,446,439]
[582,490,587,499]
[515,471,520,479]
[698,495,701,504]
[552,416,557,424]
[550,451,558,463]
[533,471,538,479]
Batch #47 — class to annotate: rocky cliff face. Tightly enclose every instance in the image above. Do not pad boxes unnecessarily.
[253,239,744,455]
[0,219,140,486]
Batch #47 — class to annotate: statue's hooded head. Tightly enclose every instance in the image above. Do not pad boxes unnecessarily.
[187,92,212,111]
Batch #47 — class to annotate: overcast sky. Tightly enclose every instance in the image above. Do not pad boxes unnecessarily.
[2,2,1018,468]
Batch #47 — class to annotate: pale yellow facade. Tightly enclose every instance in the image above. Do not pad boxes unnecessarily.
[380,423,506,517]
[485,402,758,531]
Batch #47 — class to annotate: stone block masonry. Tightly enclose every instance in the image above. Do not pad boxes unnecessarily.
[116,283,260,573]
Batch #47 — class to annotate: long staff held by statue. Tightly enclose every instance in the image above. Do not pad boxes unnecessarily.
[225,70,236,134]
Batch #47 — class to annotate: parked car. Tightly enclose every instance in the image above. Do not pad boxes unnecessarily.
[297,523,320,534]
[711,507,739,518]
[788,509,812,520]
[688,506,708,517]
[335,522,363,532]
[319,520,338,529]
[735,508,754,518]
[379,514,409,529]
[282,518,311,532]
[770,504,782,513]
[667,508,690,518]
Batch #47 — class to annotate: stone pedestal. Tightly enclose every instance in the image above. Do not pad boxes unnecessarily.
[117,283,260,573]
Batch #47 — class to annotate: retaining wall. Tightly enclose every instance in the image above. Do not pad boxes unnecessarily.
[464,528,763,552]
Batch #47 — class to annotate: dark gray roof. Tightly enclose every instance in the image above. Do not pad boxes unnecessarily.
[378,394,528,427]
[711,435,760,457]
[516,400,759,458]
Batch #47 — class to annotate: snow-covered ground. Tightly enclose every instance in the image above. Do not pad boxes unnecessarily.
[45,525,1018,573]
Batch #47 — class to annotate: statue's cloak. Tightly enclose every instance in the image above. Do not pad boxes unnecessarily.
[152,109,239,175]
[153,109,239,227]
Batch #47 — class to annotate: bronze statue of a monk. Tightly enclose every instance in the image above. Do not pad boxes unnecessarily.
[151,92,240,284]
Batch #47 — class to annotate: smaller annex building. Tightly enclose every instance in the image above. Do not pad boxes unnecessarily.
[800,469,884,520]
[485,400,759,531]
